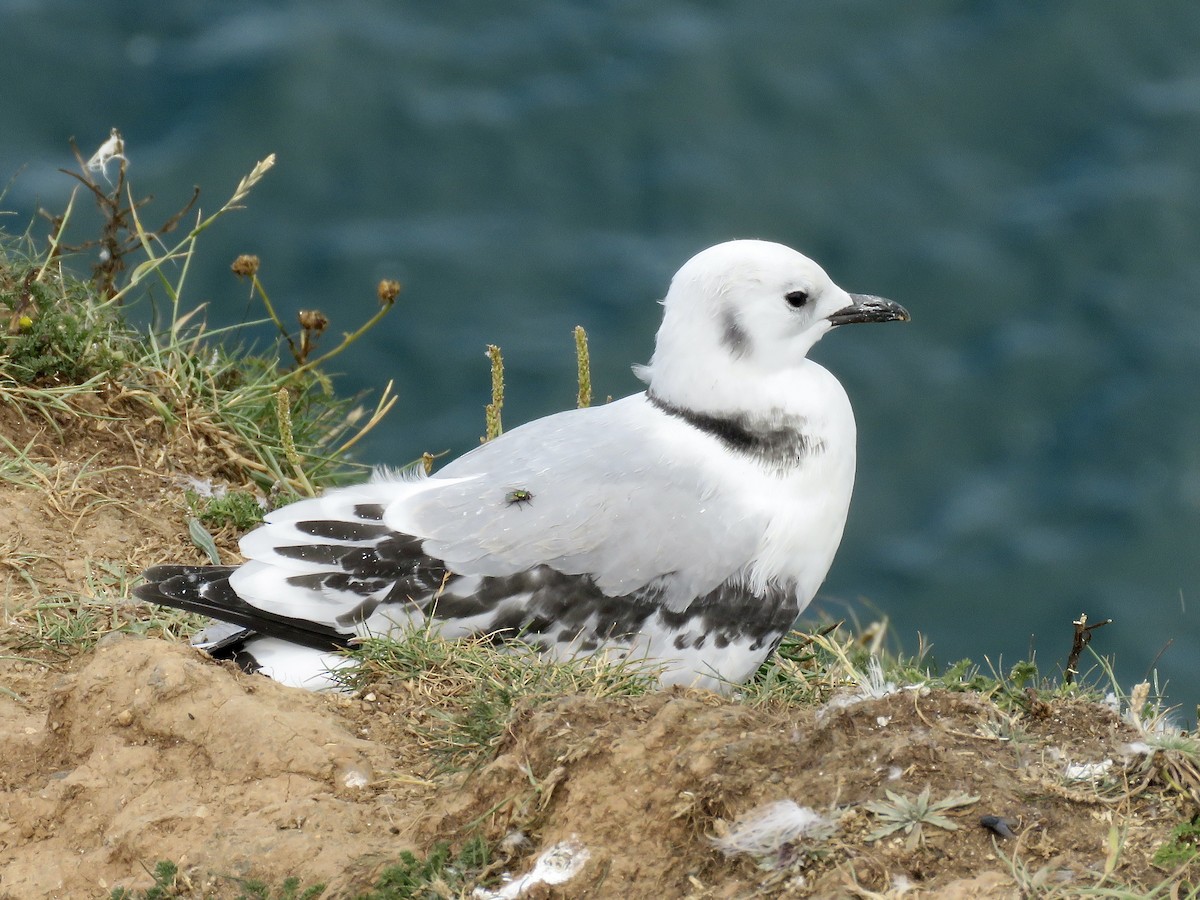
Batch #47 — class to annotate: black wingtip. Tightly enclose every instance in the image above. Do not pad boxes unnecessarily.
[134,563,352,653]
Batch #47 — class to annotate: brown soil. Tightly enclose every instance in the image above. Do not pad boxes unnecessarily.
[0,389,1196,899]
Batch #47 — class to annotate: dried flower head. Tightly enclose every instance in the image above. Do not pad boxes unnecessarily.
[377,279,402,305]
[231,254,260,278]
[298,309,329,333]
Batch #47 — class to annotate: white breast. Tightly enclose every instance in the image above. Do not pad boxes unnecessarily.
[738,361,858,600]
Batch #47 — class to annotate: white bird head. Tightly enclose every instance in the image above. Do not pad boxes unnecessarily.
[639,240,908,412]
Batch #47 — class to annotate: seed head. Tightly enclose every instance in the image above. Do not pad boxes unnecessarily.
[231,254,260,278]
[377,279,402,306]
[298,309,329,333]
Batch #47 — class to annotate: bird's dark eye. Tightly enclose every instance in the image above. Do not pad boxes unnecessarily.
[784,290,810,309]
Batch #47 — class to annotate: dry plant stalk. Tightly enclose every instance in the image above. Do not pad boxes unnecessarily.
[484,344,504,442]
[574,325,591,409]
[47,128,200,299]
[1065,612,1112,684]
[275,387,314,497]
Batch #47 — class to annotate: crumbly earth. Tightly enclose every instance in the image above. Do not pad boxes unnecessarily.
[0,390,1196,899]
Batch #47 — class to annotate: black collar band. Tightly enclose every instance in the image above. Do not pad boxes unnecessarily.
[646,392,823,468]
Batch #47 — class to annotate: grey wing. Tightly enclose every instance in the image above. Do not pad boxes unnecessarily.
[384,394,762,609]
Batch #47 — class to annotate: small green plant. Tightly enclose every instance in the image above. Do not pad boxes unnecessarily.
[1153,818,1200,870]
[109,859,181,899]
[2,132,400,500]
[865,785,980,851]
[229,875,326,900]
[187,488,268,531]
[356,838,490,899]
[14,564,204,653]
[182,487,275,563]
[1007,659,1039,691]
[108,859,325,899]
[2,275,121,383]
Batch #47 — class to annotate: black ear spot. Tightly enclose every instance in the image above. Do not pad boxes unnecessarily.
[720,308,751,358]
[784,290,810,309]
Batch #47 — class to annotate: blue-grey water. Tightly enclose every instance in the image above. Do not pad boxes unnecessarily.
[3,3,1199,711]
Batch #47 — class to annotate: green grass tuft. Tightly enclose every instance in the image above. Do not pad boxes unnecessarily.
[2,271,123,383]
[1,141,397,496]
[1153,818,1200,871]
[340,624,659,771]
[15,580,205,654]
[109,860,182,900]
[187,488,269,531]
[228,876,327,900]
[108,859,326,899]
[356,838,490,899]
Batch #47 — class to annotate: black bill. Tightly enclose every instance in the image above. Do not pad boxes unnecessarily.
[828,293,911,327]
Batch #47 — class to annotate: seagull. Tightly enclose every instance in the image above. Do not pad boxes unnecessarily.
[136,240,909,690]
